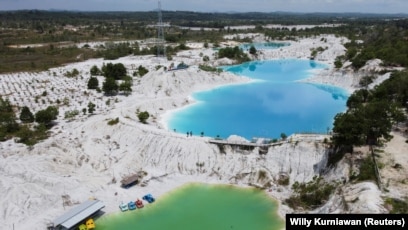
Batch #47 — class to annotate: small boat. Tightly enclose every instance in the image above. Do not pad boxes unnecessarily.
[142,194,155,203]
[119,202,129,212]
[128,201,136,210]
[136,199,144,208]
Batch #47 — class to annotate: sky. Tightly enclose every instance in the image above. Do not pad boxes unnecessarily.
[0,0,407,14]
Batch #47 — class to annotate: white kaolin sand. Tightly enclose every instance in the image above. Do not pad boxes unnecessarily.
[0,35,398,230]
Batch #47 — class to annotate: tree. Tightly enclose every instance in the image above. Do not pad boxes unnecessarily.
[280,133,287,140]
[35,106,59,126]
[332,71,407,150]
[334,56,343,69]
[20,106,34,123]
[138,111,149,123]
[90,65,101,76]
[102,63,127,80]
[119,80,132,96]
[102,77,119,96]
[249,45,257,55]
[0,97,19,138]
[65,68,79,77]
[217,46,250,63]
[346,89,370,109]
[88,102,96,114]
[87,76,99,90]
[136,65,149,77]
[332,110,366,149]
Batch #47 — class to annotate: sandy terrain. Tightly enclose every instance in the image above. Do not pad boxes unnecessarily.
[0,34,406,229]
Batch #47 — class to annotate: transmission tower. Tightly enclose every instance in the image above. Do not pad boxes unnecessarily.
[157,0,165,57]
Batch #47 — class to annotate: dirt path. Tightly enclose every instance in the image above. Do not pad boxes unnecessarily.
[378,132,408,198]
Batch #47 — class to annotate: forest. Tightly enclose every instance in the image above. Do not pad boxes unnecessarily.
[1,10,408,73]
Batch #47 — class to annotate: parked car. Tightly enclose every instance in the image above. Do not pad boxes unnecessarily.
[119,202,129,212]
[128,201,136,210]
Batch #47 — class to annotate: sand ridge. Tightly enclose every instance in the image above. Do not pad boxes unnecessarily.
[0,34,404,229]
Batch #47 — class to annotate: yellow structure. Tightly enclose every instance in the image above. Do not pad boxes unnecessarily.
[86,219,95,229]
[78,224,87,230]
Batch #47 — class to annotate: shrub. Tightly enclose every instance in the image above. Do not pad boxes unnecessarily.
[64,68,79,77]
[108,117,119,125]
[385,197,408,214]
[285,176,336,210]
[88,102,96,114]
[249,45,257,55]
[217,46,250,63]
[20,106,34,123]
[136,65,149,77]
[102,77,119,96]
[87,76,99,89]
[199,64,222,72]
[64,110,79,119]
[15,124,48,146]
[90,65,101,76]
[359,75,375,88]
[35,106,59,126]
[277,175,290,186]
[350,156,377,182]
[102,63,127,80]
[138,111,149,123]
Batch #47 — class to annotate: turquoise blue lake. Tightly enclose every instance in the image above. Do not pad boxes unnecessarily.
[168,59,349,140]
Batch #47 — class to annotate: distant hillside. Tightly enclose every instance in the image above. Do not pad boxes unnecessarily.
[0,10,406,26]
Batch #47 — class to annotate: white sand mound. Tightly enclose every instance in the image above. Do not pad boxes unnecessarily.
[1,34,400,229]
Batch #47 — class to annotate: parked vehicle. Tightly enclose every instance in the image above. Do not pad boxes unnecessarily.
[128,201,136,210]
[142,194,155,203]
[136,199,144,208]
[119,202,129,212]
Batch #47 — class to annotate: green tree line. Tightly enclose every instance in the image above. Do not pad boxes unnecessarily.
[332,71,408,153]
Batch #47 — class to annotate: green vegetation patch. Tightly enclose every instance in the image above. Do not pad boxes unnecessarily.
[217,46,250,63]
[384,197,408,214]
[199,64,222,73]
[285,176,337,210]
[107,117,120,126]
[350,156,377,183]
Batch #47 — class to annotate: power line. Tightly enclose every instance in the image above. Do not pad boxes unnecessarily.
[157,0,165,57]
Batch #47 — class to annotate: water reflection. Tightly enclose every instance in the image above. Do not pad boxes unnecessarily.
[249,63,257,72]
[310,60,317,68]
[170,60,348,140]
[310,83,349,101]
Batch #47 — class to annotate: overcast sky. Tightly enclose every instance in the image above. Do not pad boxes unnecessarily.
[1,0,407,14]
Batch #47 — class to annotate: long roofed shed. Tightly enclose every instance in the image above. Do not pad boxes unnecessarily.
[51,199,104,230]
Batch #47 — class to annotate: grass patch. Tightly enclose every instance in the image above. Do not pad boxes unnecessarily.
[384,197,408,214]
[0,46,98,74]
[15,124,49,146]
[277,175,290,186]
[350,156,377,182]
[199,64,222,73]
[107,117,119,126]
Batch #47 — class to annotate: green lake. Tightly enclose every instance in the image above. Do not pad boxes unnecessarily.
[96,183,285,230]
